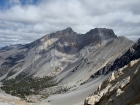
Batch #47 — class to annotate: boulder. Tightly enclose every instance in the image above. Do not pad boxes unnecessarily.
[120,76,130,89]
[108,72,115,82]
[116,88,124,97]
[84,94,102,105]
[129,61,135,67]
[84,96,94,105]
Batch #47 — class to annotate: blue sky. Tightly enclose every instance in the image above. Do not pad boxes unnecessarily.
[0,0,5,6]
[0,0,38,6]
[0,0,140,47]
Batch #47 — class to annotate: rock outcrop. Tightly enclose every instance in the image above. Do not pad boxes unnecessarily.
[84,59,140,105]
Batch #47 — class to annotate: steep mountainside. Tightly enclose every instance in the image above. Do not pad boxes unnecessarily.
[56,36,133,86]
[91,38,140,78]
[84,59,140,105]
[0,28,133,85]
[84,38,140,105]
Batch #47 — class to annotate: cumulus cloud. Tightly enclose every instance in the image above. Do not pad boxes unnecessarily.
[0,0,140,47]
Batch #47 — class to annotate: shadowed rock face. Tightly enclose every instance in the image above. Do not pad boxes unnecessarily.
[21,28,116,55]
[85,28,116,41]
[91,38,140,78]
[42,27,117,54]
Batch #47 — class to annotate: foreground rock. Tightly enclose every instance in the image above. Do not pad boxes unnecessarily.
[84,59,140,105]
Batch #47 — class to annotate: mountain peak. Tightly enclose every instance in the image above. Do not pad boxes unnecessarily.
[63,27,73,31]
[88,28,115,35]
[61,27,75,35]
[65,27,73,31]
[85,28,117,41]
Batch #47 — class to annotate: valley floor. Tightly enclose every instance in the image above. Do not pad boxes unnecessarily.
[42,75,109,105]
[0,75,110,105]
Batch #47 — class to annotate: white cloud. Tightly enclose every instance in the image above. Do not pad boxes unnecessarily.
[0,0,140,47]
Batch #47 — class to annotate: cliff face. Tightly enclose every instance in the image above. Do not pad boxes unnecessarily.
[85,59,140,105]
[91,38,140,78]
[84,39,140,105]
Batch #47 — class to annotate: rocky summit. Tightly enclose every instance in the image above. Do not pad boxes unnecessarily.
[0,28,139,105]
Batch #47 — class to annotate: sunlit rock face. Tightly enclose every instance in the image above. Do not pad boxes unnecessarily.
[84,59,140,105]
